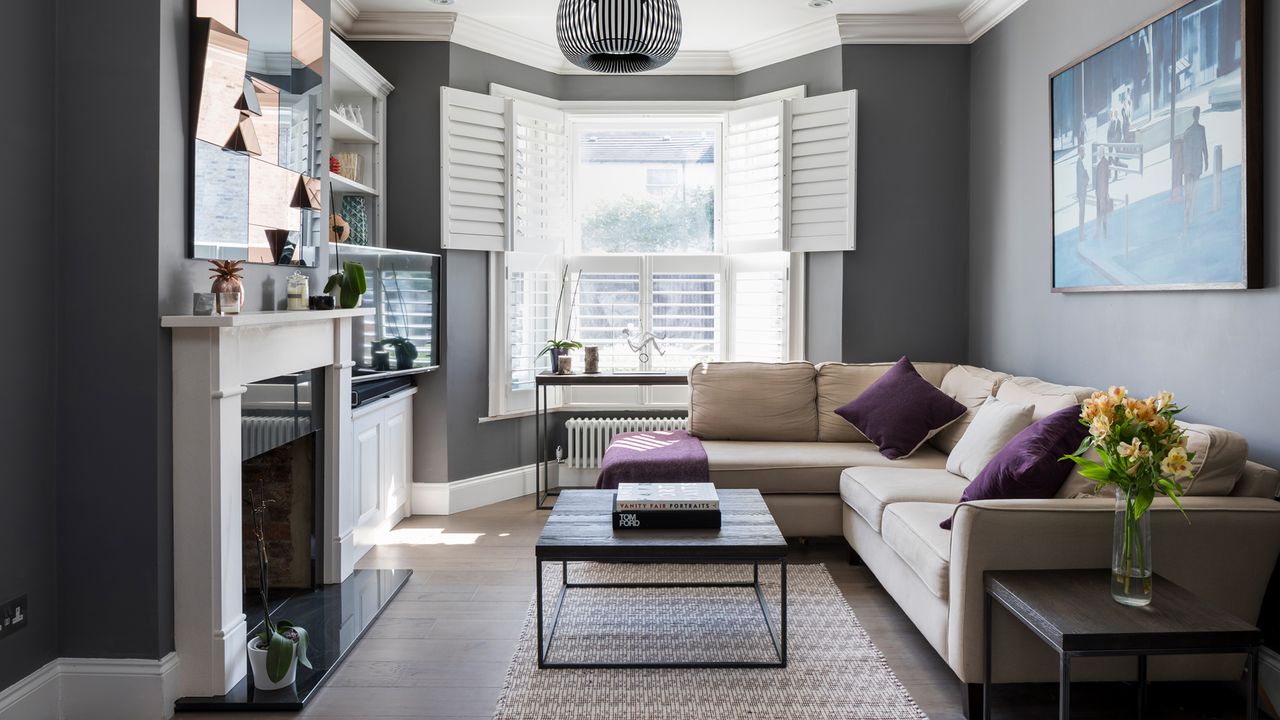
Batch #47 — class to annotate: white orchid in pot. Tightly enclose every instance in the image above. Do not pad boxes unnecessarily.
[246,496,312,690]
[1063,387,1194,606]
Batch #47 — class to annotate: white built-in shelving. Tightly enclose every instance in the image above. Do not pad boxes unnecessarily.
[329,35,393,247]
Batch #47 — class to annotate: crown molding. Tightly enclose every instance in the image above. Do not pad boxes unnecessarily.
[332,1,1032,73]
[960,0,1031,42]
[837,13,969,44]
[730,17,841,74]
[331,0,360,36]
[343,11,457,41]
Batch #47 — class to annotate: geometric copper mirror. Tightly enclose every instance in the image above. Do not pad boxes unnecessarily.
[191,0,325,266]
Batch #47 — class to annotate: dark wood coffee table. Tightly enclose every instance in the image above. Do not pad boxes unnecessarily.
[535,488,788,669]
[983,570,1262,719]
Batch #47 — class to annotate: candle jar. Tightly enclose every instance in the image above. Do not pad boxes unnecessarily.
[286,273,309,311]
[584,346,600,374]
[557,355,574,375]
[219,291,242,315]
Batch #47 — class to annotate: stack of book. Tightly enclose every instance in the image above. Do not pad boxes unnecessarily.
[612,483,721,530]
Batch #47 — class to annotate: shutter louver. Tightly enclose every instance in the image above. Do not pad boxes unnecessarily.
[724,100,786,254]
[788,91,857,253]
[512,101,568,255]
[441,88,509,251]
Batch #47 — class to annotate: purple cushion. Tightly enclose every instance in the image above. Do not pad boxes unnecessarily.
[834,357,967,460]
[941,405,1088,529]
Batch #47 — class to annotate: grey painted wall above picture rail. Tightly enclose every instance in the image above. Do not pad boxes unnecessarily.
[968,0,1280,468]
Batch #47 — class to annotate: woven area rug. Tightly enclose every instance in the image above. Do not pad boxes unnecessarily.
[493,563,927,719]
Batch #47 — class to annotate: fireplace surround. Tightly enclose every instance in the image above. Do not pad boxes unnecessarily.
[162,309,372,698]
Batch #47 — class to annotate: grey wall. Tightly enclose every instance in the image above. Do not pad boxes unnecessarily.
[49,0,329,665]
[737,46,843,98]
[968,0,1280,467]
[841,45,971,364]
[0,0,58,690]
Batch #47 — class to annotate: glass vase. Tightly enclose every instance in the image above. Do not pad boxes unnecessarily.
[1112,488,1153,606]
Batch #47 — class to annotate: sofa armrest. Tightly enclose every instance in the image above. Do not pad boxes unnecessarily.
[945,496,1280,683]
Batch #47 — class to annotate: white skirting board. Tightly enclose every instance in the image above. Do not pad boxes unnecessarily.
[412,464,539,515]
[0,653,180,720]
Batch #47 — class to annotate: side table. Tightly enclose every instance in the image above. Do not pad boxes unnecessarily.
[983,569,1262,719]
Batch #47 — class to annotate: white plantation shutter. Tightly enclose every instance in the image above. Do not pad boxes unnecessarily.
[505,253,559,395]
[787,90,857,253]
[724,100,786,254]
[441,87,509,251]
[511,100,569,255]
[729,253,789,362]
[649,255,724,373]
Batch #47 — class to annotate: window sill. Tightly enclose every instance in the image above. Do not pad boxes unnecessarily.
[479,402,689,424]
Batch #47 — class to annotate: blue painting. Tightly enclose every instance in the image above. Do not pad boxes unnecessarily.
[1051,0,1258,291]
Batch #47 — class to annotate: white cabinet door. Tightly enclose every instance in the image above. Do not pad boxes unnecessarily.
[352,411,383,561]
[382,402,410,518]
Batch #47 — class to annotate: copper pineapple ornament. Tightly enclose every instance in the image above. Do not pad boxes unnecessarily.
[209,259,246,313]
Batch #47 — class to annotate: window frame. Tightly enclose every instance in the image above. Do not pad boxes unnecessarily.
[484,87,812,419]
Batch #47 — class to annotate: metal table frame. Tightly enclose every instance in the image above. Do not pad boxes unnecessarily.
[536,558,788,669]
[533,371,689,509]
[983,587,1261,720]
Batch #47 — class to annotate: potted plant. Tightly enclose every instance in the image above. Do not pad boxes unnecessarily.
[324,260,367,309]
[246,496,312,690]
[1063,387,1195,606]
[538,268,582,374]
[538,339,583,374]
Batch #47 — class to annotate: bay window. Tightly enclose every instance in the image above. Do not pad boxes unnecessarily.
[445,85,857,416]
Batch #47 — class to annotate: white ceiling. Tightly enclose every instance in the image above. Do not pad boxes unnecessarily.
[342,0,976,52]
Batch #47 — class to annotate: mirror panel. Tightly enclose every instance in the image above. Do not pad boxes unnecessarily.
[191,0,324,266]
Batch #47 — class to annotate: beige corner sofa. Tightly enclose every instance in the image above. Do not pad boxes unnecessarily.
[687,361,1280,693]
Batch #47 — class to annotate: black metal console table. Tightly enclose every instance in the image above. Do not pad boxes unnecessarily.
[533,371,689,509]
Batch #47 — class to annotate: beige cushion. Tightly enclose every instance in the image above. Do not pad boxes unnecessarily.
[995,376,1095,421]
[815,361,955,442]
[689,362,817,441]
[840,467,969,532]
[881,502,956,599]
[946,397,1035,480]
[703,441,948,494]
[931,366,1013,453]
[1056,422,1248,499]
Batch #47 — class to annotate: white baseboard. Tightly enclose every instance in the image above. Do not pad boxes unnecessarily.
[0,653,180,720]
[0,660,60,720]
[412,464,539,515]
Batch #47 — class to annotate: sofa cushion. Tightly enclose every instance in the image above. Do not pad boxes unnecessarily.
[946,397,1035,480]
[882,502,956,599]
[942,406,1088,529]
[833,357,967,459]
[995,376,1095,421]
[1058,422,1249,498]
[840,467,969,532]
[703,441,948,494]
[816,361,954,442]
[931,366,1014,453]
[689,362,817,442]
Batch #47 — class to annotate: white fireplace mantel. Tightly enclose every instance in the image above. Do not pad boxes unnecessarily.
[164,308,373,698]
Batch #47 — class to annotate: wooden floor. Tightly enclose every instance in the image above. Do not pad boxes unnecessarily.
[199,494,1261,719]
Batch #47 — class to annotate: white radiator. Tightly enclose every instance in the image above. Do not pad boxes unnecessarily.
[564,416,689,469]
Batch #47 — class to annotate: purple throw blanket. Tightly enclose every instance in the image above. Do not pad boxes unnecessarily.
[595,430,710,489]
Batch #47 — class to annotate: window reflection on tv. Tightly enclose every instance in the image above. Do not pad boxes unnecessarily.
[340,247,440,371]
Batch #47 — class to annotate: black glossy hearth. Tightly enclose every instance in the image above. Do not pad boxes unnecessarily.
[174,568,412,712]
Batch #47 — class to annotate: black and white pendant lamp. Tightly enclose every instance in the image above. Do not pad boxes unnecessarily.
[556,0,683,74]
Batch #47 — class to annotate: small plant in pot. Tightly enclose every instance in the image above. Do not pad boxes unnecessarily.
[246,496,312,691]
[538,339,583,374]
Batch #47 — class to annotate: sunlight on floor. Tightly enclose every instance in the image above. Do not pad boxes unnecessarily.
[381,527,485,545]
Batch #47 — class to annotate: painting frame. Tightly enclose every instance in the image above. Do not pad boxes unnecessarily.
[1049,0,1261,293]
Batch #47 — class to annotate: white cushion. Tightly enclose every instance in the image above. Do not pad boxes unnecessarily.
[946,397,1035,480]
[881,502,956,599]
[930,366,1013,453]
[995,376,1095,421]
[840,467,970,532]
